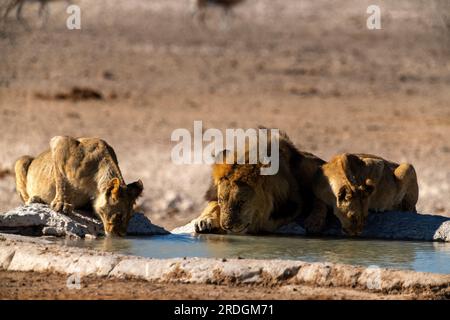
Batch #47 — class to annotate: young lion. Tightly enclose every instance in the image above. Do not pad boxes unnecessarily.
[193,130,327,234]
[313,153,419,236]
[14,136,143,236]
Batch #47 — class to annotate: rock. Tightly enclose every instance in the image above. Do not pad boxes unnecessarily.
[320,211,450,242]
[172,211,450,242]
[151,191,195,213]
[0,204,103,238]
[0,246,15,269]
[276,222,306,235]
[0,204,168,239]
[1,238,120,276]
[171,221,196,234]
[434,221,450,242]
[127,212,169,235]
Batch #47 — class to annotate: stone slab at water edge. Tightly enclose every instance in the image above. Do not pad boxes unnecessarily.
[172,211,450,242]
[0,204,169,238]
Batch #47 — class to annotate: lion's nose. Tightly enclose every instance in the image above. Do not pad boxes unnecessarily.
[222,217,241,231]
[222,221,233,231]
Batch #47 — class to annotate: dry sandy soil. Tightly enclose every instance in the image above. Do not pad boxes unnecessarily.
[0,0,449,230]
[0,270,439,300]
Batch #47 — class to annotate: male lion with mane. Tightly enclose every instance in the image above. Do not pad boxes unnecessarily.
[14,136,143,236]
[193,130,327,234]
[313,153,419,236]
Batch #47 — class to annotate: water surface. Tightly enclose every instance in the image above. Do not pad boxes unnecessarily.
[55,234,450,274]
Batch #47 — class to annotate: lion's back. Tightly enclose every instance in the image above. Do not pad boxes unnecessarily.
[21,136,121,206]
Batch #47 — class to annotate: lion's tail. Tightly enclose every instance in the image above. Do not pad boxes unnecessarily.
[14,156,34,203]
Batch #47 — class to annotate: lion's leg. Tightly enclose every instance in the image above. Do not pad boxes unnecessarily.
[49,136,74,214]
[28,195,46,204]
[394,163,419,212]
[194,201,222,233]
[304,198,329,234]
[14,155,34,203]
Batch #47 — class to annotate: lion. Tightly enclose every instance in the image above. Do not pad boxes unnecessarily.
[312,153,419,236]
[193,130,327,234]
[14,136,143,236]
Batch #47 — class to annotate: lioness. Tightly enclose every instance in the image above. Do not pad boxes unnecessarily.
[313,153,419,236]
[14,136,143,236]
[193,130,327,234]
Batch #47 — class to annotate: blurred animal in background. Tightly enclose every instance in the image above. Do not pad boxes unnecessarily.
[1,0,71,26]
[190,0,246,29]
[433,1,450,31]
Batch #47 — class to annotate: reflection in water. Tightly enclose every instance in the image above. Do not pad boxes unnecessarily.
[55,234,450,274]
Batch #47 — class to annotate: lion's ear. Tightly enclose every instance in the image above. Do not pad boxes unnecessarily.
[259,161,271,168]
[364,179,375,196]
[106,178,121,201]
[127,180,144,200]
[212,163,232,185]
[212,150,235,184]
[345,154,366,171]
[337,186,351,202]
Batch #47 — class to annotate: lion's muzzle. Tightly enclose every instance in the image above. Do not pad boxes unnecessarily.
[220,210,249,233]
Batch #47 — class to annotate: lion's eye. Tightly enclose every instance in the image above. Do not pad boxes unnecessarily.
[110,214,121,223]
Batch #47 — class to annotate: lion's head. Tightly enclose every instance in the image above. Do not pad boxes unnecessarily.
[95,178,144,236]
[212,161,269,233]
[333,179,375,236]
[323,154,379,236]
[201,130,312,234]
[208,136,299,234]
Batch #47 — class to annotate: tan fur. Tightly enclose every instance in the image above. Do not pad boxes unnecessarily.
[14,136,143,236]
[14,155,34,202]
[193,130,327,234]
[313,153,419,236]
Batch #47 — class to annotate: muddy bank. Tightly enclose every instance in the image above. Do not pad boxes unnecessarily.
[0,233,448,299]
[0,270,430,300]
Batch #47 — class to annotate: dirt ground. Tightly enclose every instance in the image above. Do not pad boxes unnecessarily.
[1,0,450,230]
[0,270,438,300]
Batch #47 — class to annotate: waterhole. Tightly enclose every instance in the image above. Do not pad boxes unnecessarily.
[55,234,450,274]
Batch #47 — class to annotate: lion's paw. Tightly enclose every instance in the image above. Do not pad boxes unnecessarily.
[27,196,45,204]
[50,200,73,215]
[194,217,219,233]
